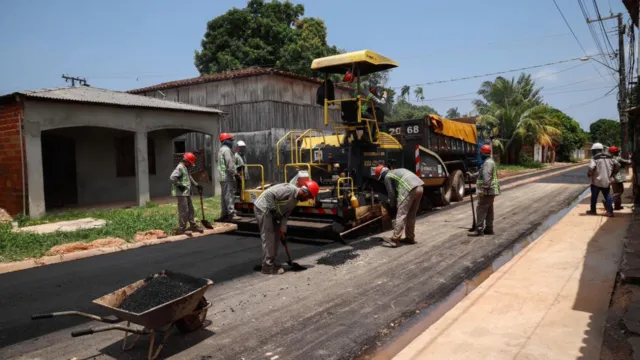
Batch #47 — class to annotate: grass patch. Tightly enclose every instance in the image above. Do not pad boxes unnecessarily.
[0,196,221,263]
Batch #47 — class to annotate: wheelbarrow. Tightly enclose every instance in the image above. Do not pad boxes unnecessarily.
[32,270,214,360]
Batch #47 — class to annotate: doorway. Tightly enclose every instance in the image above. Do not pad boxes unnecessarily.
[42,133,78,209]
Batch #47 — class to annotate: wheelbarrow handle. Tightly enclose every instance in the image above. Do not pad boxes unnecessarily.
[72,325,150,337]
[31,311,121,323]
[31,313,53,320]
[71,328,95,337]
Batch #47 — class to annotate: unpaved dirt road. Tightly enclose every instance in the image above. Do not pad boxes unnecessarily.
[0,166,589,360]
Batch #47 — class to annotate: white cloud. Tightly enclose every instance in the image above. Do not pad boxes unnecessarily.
[533,68,558,82]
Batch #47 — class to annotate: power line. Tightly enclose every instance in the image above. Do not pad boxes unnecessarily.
[389,55,591,89]
[562,88,617,110]
[553,0,588,53]
[577,0,618,81]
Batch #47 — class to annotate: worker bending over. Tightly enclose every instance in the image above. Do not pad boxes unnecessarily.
[218,133,240,221]
[468,144,500,237]
[587,143,619,216]
[234,140,248,194]
[608,146,631,210]
[170,152,204,235]
[375,165,424,247]
[254,181,319,275]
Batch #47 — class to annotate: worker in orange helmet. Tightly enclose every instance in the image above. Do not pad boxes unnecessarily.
[608,146,630,210]
[170,152,204,235]
[253,180,319,275]
[467,144,500,237]
[374,164,424,247]
[217,132,240,221]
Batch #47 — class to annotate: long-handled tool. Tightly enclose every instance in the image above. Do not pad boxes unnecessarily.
[280,231,307,271]
[198,189,214,229]
[468,180,477,231]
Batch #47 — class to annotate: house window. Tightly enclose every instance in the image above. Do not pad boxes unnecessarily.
[174,140,186,154]
[115,135,156,177]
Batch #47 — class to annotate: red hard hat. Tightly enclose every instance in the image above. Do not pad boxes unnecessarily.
[219,133,233,142]
[302,180,320,198]
[608,145,619,154]
[343,72,354,83]
[183,152,196,165]
[374,164,388,180]
[480,144,492,155]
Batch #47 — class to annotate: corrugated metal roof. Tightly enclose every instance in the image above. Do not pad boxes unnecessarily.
[5,86,223,114]
[128,66,353,94]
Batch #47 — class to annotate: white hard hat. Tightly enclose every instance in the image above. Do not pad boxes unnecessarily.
[237,140,246,147]
[591,143,603,150]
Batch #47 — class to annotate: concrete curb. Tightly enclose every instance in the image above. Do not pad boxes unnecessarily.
[0,223,238,275]
[498,161,586,182]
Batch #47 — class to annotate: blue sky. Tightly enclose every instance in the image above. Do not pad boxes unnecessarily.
[0,0,632,130]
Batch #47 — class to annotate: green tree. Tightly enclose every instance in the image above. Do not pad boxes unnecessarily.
[589,118,620,146]
[387,99,438,122]
[445,107,461,119]
[194,0,339,77]
[414,86,424,102]
[400,85,411,101]
[547,108,588,161]
[474,73,559,164]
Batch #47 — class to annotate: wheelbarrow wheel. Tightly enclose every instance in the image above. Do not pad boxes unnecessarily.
[175,297,208,334]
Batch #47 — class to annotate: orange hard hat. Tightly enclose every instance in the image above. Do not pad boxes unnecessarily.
[183,152,196,165]
[480,144,492,155]
[343,72,354,83]
[219,133,233,142]
[374,164,388,180]
[608,145,619,154]
[302,180,320,198]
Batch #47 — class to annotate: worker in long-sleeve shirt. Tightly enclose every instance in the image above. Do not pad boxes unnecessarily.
[374,165,424,247]
[170,152,203,235]
[468,144,500,237]
[587,143,619,216]
[608,146,630,210]
[234,140,249,195]
[254,181,319,275]
[217,133,240,221]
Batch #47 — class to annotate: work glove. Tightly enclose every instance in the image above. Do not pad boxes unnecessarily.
[195,184,204,192]
[176,184,187,192]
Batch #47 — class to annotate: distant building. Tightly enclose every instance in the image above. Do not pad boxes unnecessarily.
[0,86,222,218]
[129,67,352,183]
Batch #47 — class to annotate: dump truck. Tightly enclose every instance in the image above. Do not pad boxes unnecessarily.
[380,114,482,207]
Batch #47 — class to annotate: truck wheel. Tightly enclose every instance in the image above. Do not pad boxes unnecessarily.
[432,180,451,208]
[449,170,465,202]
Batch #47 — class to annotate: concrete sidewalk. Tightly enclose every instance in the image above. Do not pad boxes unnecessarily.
[393,184,634,360]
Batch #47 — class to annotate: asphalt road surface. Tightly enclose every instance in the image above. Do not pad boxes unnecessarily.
[0,165,589,360]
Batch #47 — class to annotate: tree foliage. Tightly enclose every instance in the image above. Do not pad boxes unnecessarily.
[387,99,438,122]
[194,0,339,77]
[589,118,620,146]
[546,108,588,161]
[474,73,560,164]
[445,107,461,119]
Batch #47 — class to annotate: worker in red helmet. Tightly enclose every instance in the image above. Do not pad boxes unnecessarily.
[170,152,204,235]
[374,164,424,247]
[217,133,240,221]
[253,181,319,274]
[608,145,630,210]
[467,144,500,237]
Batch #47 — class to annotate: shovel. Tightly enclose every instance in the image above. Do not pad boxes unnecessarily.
[468,180,477,232]
[198,188,214,229]
[279,230,307,271]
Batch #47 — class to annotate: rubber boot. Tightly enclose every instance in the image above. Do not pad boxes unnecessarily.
[484,227,494,235]
[468,229,484,237]
[585,210,597,215]
[261,264,285,275]
[189,223,204,233]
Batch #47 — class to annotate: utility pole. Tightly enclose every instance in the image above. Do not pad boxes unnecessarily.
[587,13,628,157]
[61,74,89,87]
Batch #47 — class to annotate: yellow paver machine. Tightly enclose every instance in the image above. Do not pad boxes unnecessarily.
[229,50,455,241]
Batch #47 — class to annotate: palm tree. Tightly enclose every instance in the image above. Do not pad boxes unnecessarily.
[445,107,460,119]
[414,86,425,102]
[474,73,557,164]
[400,85,411,101]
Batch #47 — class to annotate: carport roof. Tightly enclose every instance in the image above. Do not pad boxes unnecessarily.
[0,86,224,114]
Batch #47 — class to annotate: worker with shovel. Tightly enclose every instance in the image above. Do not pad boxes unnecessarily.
[234,140,249,195]
[467,144,500,237]
[374,165,424,247]
[254,181,319,275]
[170,152,204,235]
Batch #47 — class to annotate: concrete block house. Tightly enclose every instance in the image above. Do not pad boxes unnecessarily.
[0,86,223,218]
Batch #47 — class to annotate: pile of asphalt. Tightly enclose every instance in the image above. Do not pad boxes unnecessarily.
[119,275,202,314]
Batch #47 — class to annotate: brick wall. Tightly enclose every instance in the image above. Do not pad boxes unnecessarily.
[0,101,26,216]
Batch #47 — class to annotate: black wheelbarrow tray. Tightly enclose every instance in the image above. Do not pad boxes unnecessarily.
[31,270,214,360]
